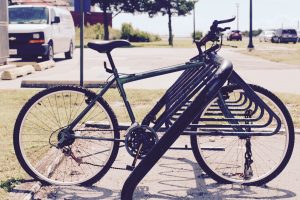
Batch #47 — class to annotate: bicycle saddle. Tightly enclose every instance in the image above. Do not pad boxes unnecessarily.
[87,40,131,53]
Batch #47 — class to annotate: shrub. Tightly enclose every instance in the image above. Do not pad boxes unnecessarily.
[121,23,134,40]
[121,23,161,42]
[191,31,203,40]
[109,27,121,40]
[75,23,121,41]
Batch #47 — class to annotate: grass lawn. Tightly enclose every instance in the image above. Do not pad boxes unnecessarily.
[0,88,299,198]
[234,39,300,65]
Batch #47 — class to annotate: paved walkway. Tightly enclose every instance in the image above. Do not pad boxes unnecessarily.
[30,135,300,199]
[1,48,300,94]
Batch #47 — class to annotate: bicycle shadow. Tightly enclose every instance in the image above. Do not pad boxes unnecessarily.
[33,185,117,200]
[15,154,296,199]
[135,155,296,199]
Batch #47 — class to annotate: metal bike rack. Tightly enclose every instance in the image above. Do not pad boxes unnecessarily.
[120,58,233,200]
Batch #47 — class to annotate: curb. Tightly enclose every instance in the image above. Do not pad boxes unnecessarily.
[1,61,56,80]
[33,60,55,71]
[21,80,117,88]
[1,65,34,80]
[12,62,37,68]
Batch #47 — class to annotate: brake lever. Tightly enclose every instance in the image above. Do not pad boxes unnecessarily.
[217,27,231,32]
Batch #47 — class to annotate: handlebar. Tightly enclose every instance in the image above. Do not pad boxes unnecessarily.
[212,16,236,27]
[195,17,236,54]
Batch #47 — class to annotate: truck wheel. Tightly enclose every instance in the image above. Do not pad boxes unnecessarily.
[43,44,54,61]
[65,42,74,59]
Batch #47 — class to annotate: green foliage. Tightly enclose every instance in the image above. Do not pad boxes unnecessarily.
[147,0,196,16]
[0,178,22,192]
[121,23,161,42]
[109,27,122,40]
[144,0,196,46]
[191,31,203,40]
[75,23,121,40]
[91,0,142,40]
[121,23,135,40]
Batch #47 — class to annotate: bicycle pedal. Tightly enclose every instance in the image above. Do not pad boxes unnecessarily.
[126,165,135,171]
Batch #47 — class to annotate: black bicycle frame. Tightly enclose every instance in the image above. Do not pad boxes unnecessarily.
[68,53,204,131]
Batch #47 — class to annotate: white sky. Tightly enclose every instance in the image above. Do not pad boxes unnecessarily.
[112,0,300,36]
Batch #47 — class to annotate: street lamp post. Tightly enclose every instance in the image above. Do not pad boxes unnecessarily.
[236,3,239,30]
[193,1,196,42]
[248,0,254,50]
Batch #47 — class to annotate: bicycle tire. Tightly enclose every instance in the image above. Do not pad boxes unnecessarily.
[14,85,120,186]
[190,84,294,185]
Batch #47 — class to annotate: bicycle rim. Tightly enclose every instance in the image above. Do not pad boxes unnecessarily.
[15,87,118,185]
[191,85,294,185]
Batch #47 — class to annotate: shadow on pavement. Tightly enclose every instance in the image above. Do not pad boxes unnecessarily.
[29,154,296,199]
[146,156,297,199]
[34,185,116,200]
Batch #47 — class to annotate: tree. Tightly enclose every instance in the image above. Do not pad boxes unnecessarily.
[147,0,195,46]
[91,0,141,40]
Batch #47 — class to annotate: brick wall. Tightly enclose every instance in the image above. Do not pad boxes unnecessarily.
[71,11,112,27]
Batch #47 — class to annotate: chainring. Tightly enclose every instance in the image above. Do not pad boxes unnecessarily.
[125,125,158,159]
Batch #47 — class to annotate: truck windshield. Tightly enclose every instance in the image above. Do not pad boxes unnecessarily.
[9,7,49,24]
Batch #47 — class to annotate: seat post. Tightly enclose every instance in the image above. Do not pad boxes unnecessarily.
[106,52,118,76]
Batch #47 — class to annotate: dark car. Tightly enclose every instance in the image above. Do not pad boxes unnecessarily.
[271,29,298,44]
[227,30,242,41]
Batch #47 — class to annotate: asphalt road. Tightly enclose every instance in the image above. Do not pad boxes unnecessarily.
[1,47,300,94]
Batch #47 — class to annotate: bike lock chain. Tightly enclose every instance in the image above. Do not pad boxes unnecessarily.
[244,109,254,180]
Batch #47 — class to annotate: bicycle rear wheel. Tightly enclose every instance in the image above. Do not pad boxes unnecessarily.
[14,86,120,185]
[191,84,294,185]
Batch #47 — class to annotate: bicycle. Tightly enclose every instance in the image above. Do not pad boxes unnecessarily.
[13,17,294,187]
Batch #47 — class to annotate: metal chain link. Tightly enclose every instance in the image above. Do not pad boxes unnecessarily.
[244,109,254,180]
[244,138,253,179]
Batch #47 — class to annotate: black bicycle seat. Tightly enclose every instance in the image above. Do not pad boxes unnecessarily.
[87,40,131,53]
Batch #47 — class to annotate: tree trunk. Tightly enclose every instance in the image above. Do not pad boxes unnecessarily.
[167,9,173,46]
[103,6,109,40]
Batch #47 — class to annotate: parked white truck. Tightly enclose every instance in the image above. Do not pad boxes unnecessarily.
[8,5,75,61]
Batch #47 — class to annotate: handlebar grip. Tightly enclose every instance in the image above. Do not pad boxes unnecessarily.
[215,16,236,25]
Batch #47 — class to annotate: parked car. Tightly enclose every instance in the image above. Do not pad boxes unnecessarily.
[271,29,298,44]
[8,5,75,61]
[259,30,275,42]
[227,30,242,41]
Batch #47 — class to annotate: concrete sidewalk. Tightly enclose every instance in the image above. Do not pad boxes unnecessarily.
[25,135,300,199]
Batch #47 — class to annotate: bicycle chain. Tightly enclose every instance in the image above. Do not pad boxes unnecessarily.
[244,109,254,180]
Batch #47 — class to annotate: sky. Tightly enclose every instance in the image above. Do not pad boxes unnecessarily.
[112,0,300,37]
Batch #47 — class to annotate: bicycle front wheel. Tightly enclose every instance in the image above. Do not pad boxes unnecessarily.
[191,84,294,185]
[14,86,120,185]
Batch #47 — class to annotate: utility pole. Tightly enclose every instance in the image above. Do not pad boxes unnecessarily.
[247,0,254,50]
[236,3,240,30]
[297,20,299,30]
